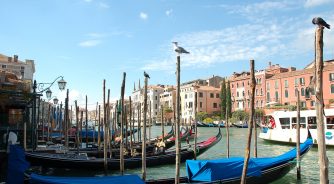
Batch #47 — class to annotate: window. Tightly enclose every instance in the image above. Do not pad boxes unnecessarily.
[260,88,263,96]
[285,90,289,98]
[275,81,279,89]
[189,102,193,108]
[199,92,203,97]
[267,92,270,102]
[279,118,290,129]
[237,83,239,88]
[311,101,315,107]
[256,89,258,96]
[331,84,334,94]
[155,96,157,100]
[216,93,219,98]
[199,102,202,108]
[232,84,234,88]
[275,91,279,101]
[213,103,217,108]
[1,65,6,69]
[301,101,306,108]
[242,91,245,97]
[210,93,214,98]
[299,78,305,85]
[242,82,244,87]
[329,73,334,81]
[185,94,187,99]
[301,88,305,96]
[155,104,158,109]
[295,88,298,97]
[237,92,239,97]
[266,82,270,90]
[284,80,288,88]
[294,78,298,86]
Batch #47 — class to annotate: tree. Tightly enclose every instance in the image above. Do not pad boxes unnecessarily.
[232,110,249,122]
[220,78,226,119]
[226,80,232,118]
[196,111,208,122]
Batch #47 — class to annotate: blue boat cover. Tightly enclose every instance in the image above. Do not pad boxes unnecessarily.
[7,145,30,184]
[30,174,145,184]
[186,138,313,182]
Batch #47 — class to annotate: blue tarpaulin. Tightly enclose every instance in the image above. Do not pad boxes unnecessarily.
[186,138,313,182]
[30,174,145,184]
[7,145,30,184]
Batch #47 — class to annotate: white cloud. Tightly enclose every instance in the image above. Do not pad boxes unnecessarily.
[220,1,299,22]
[143,22,287,71]
[140,12,148,20]
[99,2,110,9]
[166,9,173,16]
[78,40,101,47]
[304,0,334,7]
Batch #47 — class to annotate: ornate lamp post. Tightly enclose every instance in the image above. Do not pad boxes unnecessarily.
[31,76,66,150]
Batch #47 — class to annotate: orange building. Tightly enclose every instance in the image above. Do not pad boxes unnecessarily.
[229,60,334,114]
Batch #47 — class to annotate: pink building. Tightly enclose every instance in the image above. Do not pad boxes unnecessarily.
[228,60,334,114]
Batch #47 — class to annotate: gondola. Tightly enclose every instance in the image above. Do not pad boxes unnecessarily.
[146,131,313,184]
[196,122,225,128]
[232,122,248,128]
[6,145,145,184]
[25,129,221,171]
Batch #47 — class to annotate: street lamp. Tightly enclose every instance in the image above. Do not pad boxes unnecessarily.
[48,96,59,105]
[35,76,67,99]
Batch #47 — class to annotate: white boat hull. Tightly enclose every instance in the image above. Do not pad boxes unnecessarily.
[259,128,334,146]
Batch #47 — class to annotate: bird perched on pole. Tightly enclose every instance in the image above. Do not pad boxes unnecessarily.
[144,71,150,79]
[312,17,330,29]
[172,42,190,54]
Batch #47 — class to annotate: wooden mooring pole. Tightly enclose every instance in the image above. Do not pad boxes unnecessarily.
[241,59,255,184]
[120,73,126,175]
[175,55,181,184]
[315,26,329,184]
[103,79,108,174]
[142,72,149,181]
[296,89,301,179]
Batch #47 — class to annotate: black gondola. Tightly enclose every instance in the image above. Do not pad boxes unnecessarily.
[25,129,222,171]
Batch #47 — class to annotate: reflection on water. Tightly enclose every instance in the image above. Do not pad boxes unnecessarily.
[33,126,334,183]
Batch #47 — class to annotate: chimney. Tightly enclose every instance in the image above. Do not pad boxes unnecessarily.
[14,55,18,62]
[8,57,12,62]
[268,61,272,67]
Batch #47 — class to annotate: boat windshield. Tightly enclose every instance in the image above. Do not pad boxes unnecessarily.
[307,117,317,129]
[326,117,334,129]
[292,117,306,129]
[279,118,290,129]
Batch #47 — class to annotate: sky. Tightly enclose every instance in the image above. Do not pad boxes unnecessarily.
[1,0,334,109]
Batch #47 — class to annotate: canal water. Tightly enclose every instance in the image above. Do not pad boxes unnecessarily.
[35,126,334,183]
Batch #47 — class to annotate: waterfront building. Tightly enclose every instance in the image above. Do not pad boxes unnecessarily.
[180,76,223,124]
[159,85,176,124]
[228,60,334,114]
[131,84,164,125]
[0,54,35,89]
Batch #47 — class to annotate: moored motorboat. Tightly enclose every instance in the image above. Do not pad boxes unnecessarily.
[259,109,334,146]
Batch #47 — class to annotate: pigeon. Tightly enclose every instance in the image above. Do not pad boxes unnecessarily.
[172,42,190,54]
[144,71,150,79]
[312,17,330,29]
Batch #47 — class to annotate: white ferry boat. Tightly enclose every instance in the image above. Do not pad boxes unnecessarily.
[259,109,334,146]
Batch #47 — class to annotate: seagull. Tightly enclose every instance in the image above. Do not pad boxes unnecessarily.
[312,17,330,29]
[144,71,150,79]
[172,42,190,54]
